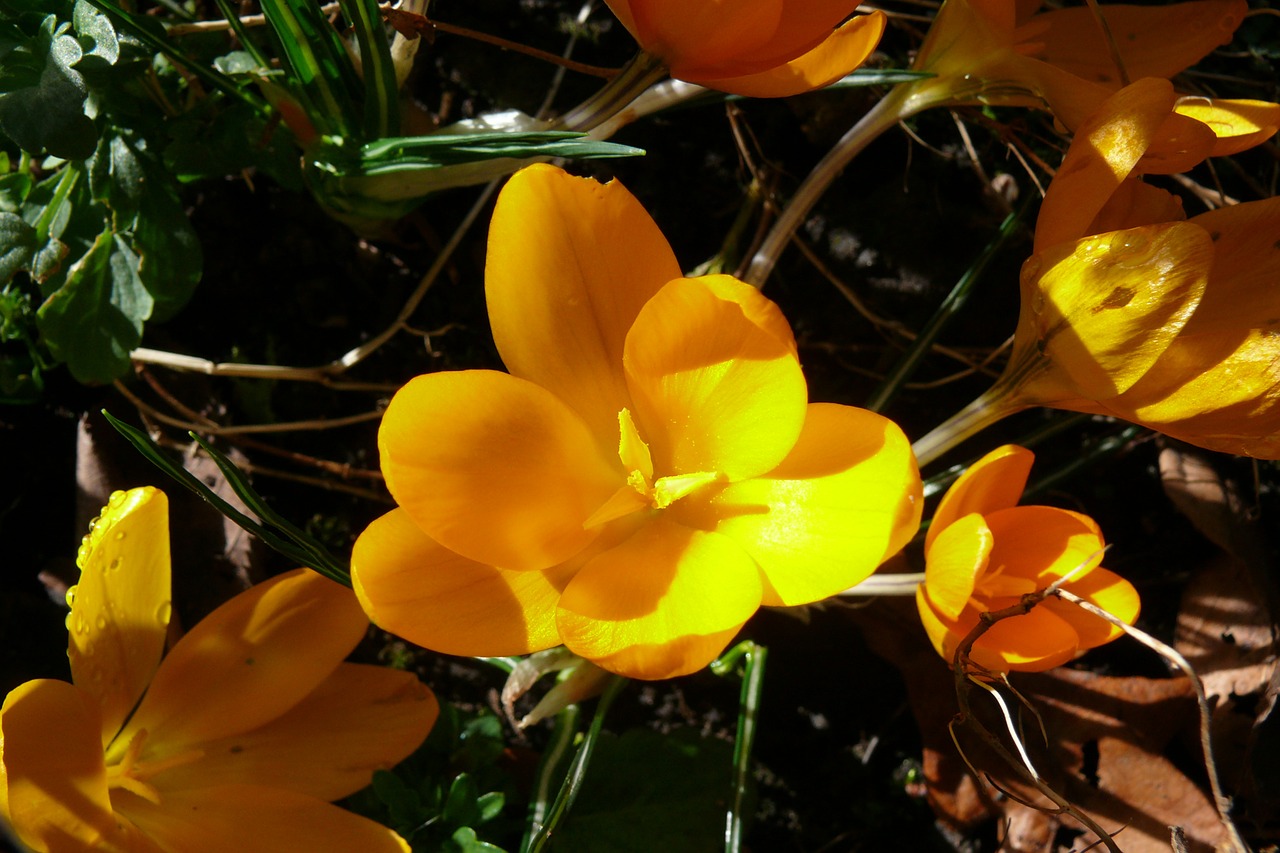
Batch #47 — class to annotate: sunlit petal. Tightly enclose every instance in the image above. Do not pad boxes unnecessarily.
[557,519,762,679]
[149,664,436,801]
[67,487,171,746]
[694,13,885,98]
[487,165,680,442]
[1176,98,1280,157]
[116,570,367,755]
[379,370,621,570]
[116,784,410,853]
[624,277,807,481]
[985,506,1105,584]
[926,445,1032,552]
[1040,566,1140,649]
[351,508,570,656]
[0,680,127,853]
[673,403,921,605]
[923,513,993,621]
[1015,221,1212,402]
[1034,77,1176,252]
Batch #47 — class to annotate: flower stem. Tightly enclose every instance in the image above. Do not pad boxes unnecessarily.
[552,51,668,134]
[912,388,1027,468]
[840,572,926,596]
[742,84,913,286]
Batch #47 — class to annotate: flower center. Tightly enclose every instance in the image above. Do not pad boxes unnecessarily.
[105,728,204,804]
[582,408,722,529]
[974,561,1039,601]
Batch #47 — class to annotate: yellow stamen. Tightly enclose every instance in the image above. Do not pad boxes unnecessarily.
[104,727,204,804]
[651,471,722,508]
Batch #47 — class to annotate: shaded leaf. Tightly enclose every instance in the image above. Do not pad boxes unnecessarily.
[0,211,37,281]
[0,15,96,159]
[72,0,118,67]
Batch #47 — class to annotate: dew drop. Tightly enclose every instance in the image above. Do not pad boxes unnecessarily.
[95,615,108,631]
[65,585,78,608]
[115,531,126,542]
[108,490,126,509]
[64,612,74,630]
[155,601,172,625]
[74,614,88,635]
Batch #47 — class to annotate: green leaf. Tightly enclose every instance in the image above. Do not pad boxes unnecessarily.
[338,0,399,138]
[476,792,505,824]
[449,826,508,853]
[0,15,97,159]
[132,182,200,321]
[443,774,481,827]
[36,226,150,382]
[72,0,118,67]
[0,211,37,282]
[546,729,732,853]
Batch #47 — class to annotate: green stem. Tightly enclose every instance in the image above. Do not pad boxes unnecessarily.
[519,704,580,853]
[742,84,913,286]
[709,641,767,853]
[525,676,627,853]
[552,52,668,133]
[911,386,1027,468]
[865,200,1028,413]
[840,572,926,596]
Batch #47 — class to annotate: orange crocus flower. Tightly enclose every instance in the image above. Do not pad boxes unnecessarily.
[0,488,436,853]
[916,446,1140,672]
[914,77,1280,463]
[352,164,923,681]
[602,0,886,97]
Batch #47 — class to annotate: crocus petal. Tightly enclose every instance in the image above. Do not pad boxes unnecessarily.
[1138,111,1217,175]
[1086,178,1185,235]
[0,680,126,853]
[379,370,621,571]
[923,513,994,621]
[1040,566,1140,650]
[624,276,807,481]
[984,506,1105,584]
[557,519,762,679]
[925,444,1033,553]
[1034,77,1176,253]
[115,570,367,755]
[694,13,885,98]
[115,784,410,853]
[1176,98,1280,157]
[916,588,1080,672]
[147,663,436,802]
[1015,221,1212,402]
[1029,0,1245,87]
[672,403,921,606]
[351,508,570,655]
[67,487,171,746]
[486,165,681,444]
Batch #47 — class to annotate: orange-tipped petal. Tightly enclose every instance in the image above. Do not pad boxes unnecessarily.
[351,508,570,656]
[624,277,807,482]
[923,513,994,621]
[985,506,1105,584]
[0,680,128,853]
[147,663,436,801]
[557,518,762,679]
[1029,0,1245,87]
[379,370,621,571]
[115,570,367,755]
[67,487,171,746]
[926,445,1033,553]
[116,784,411,853]
[487,165,680,443]
[1034,77,1176,252]
[1176,97,1280,158]
[1041,566,1139,649]
[1015,221,1212,403]
[674,403,921,606]
[695,13,885,98]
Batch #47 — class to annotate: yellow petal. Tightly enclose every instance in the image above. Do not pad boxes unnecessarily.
[115,570,367,756]
[624,277,807,481]
[673,403,922,606]
[1041,566,1139,650]
[68,487,171,746]
[351,508,570,656]
[147,663,436,801]
[1034,77,1176,252]
[379,370,621,571]
[926,445,1033,553]
[487,165,680,444]
[1014,221,1213,403]
[694,13,885,98]
[971,603,1082,672]
[1176,97,1280,157]
[1030,0,1245,87]
[923,513,994,621]
[1086,178,1185,235]
[984,506,1105,584]
[1,680,129,853]
[1138,111,1217,175]
[115,784,410,853]
[557,518,762,679]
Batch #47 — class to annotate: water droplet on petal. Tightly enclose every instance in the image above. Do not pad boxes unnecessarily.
[115,531,126,542]
[108,491,126,509]
[155,601,172,625]
[95,615,108,631]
